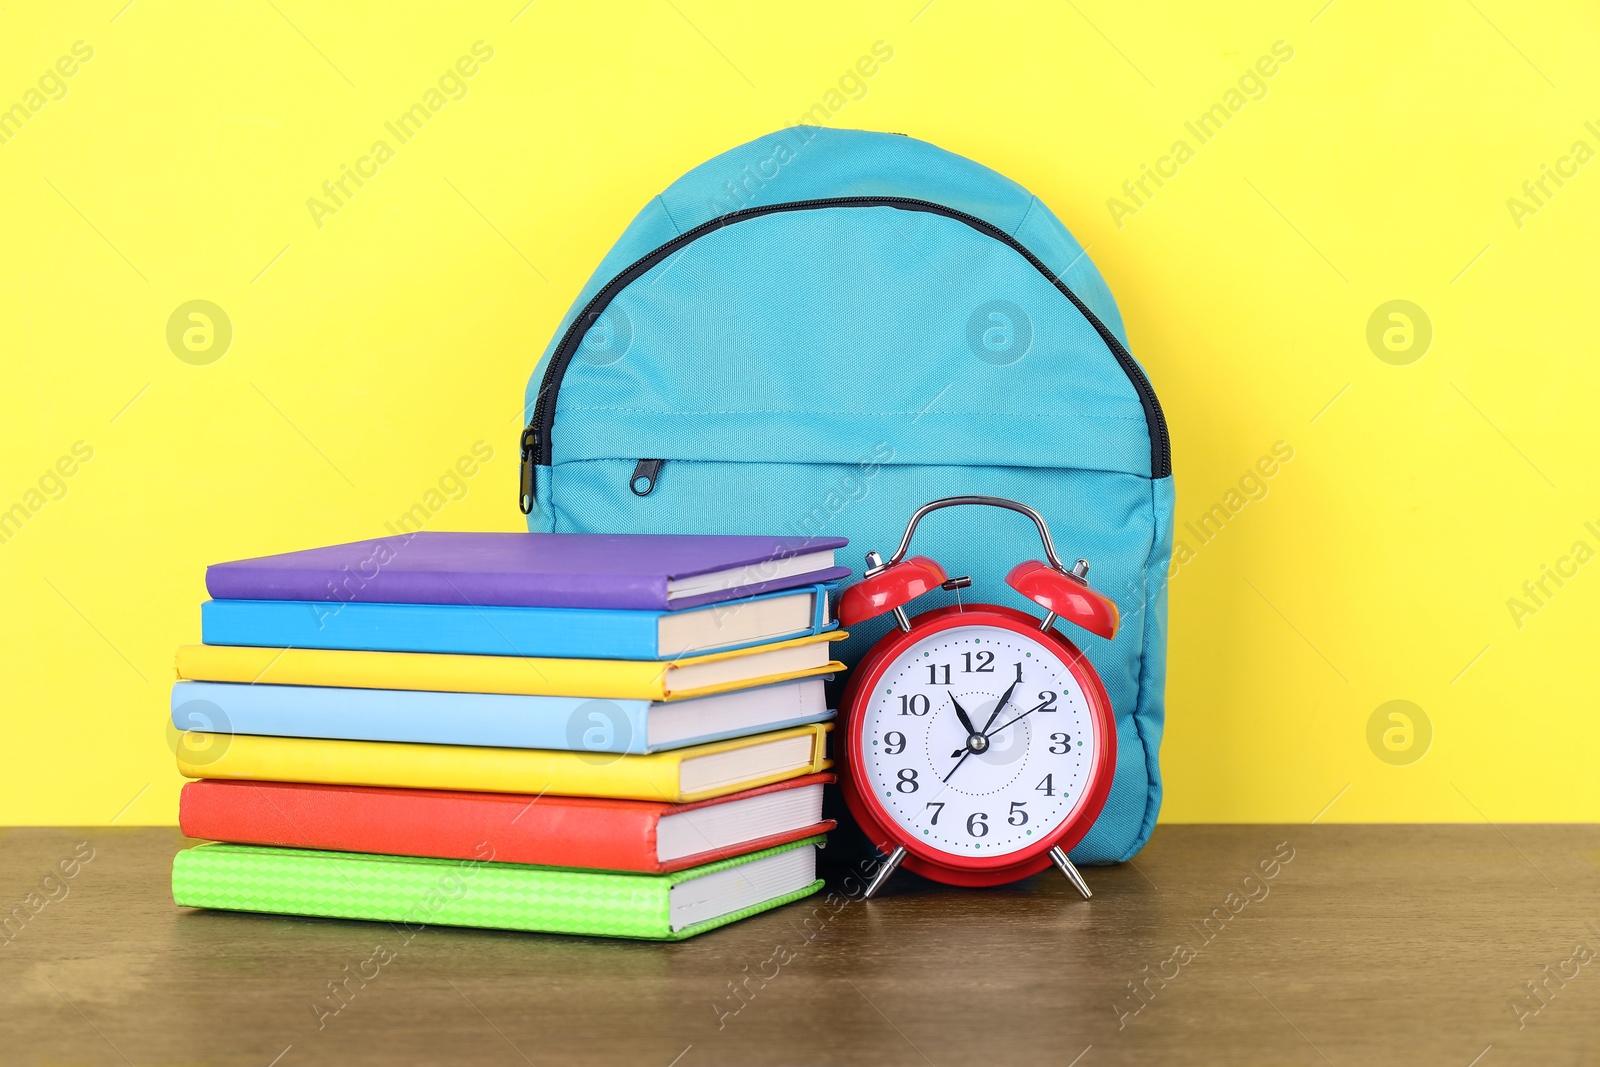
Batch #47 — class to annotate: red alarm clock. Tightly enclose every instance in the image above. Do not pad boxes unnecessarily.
[837,496,1120,899]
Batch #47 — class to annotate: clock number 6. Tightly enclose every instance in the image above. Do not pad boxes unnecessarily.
[895,768,919,793]
[966,812,989,837]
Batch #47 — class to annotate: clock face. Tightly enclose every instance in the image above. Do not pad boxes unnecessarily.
[855,621,1102,863]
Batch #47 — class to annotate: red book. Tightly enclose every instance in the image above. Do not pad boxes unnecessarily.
[178,774,834,874]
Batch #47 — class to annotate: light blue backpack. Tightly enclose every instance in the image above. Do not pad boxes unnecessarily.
[520,128,1173,864]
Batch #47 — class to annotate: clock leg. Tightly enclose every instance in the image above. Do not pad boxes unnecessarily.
[862,845,907,900]
[1048,846,1092,899]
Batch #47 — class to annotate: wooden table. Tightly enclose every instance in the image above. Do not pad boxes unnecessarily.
[2,825,1595,1065]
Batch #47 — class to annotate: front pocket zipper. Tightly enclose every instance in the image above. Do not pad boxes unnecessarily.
[519,196,1172,513]
[629,458,664,496]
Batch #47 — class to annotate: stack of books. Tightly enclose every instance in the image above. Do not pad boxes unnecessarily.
[169,531,850,940]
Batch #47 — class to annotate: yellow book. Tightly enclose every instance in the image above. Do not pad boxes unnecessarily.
[175,631,846,701]
[176,723,832,804]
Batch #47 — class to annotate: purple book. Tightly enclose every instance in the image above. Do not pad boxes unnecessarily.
[205,532,851,611]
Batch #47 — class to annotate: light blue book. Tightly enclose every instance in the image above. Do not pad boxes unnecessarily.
[200,583,836,661]
[170,678,833,754]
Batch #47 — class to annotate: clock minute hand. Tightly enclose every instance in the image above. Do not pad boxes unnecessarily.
[980,677,1022,735]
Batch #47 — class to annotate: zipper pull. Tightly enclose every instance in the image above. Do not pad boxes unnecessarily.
[519,423,538,514]
[630,459,664,497]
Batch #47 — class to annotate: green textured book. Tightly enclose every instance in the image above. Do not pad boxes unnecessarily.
[171,836,824,941]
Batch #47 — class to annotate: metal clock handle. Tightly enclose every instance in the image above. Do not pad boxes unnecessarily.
[883,495,1070,572]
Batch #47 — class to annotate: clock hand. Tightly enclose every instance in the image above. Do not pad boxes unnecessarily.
[951,683,1023,758]
[953,705,1041,759]
[980,677,1022,734]
[985,707,1036,738]
[948,683,1024,770]
[948,691,979,739]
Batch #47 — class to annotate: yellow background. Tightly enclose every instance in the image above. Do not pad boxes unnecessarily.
[3,1,1596,826]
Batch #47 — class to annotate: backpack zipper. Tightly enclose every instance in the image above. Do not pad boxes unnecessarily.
[520,196,1171,513]
[629,458,664,496]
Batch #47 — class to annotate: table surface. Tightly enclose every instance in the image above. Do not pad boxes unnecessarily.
[2,824,1596,1066]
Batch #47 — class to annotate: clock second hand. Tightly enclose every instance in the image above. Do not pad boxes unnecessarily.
[984,707,1035,738]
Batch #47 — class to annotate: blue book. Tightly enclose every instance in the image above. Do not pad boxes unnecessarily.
[171,678,833,754]
[200,584,836,661]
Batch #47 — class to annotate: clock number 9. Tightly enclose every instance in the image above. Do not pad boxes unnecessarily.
[883,731,906,755]
[895,768,919,793]
[898,694,930,716]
